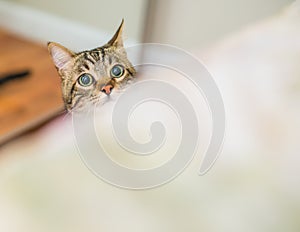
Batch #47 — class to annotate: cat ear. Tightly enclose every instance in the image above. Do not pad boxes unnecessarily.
[107,19,124,47]
[47,42,75,70]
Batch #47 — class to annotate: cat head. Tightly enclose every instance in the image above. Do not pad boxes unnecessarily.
[48,19,136,111]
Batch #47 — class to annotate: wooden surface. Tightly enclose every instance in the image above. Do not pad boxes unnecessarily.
[0,29,64,145]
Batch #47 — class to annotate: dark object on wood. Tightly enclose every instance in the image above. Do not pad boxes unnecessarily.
[0,29,64,145]
[0,70,31,85]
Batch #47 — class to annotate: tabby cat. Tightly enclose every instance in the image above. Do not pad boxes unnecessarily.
[48,20,136,111]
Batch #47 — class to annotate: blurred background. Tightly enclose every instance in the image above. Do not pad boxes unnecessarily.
[0,0,295,48]
[0,0,300,231]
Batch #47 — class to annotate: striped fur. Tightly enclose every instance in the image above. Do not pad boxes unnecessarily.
[48,19,136,111]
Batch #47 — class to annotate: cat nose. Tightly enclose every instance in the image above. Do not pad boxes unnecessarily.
[101,84,113,95]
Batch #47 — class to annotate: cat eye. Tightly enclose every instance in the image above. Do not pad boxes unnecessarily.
[78,73,94,87]
[110,65,124,78]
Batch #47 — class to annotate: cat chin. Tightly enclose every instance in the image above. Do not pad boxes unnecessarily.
[69,86,127,113]
[70,97,110,113]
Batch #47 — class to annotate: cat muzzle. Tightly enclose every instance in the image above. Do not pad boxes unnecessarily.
[101,84,114,95]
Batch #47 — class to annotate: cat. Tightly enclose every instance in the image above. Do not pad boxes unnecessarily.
[48,19,136,112]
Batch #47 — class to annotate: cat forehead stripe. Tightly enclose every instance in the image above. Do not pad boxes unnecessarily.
[99,47,106,62]
[83,63,90,70]
[89,51,101,61]
[83,53,96,64]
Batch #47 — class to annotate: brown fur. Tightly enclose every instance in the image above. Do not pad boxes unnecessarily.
[48,19,136,111]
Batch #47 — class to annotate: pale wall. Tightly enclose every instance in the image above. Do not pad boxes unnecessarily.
[145,0,295,50]
[7,0,147,41]
[3,0,296,49]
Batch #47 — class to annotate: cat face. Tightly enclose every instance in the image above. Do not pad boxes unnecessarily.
[48,20,136,111]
